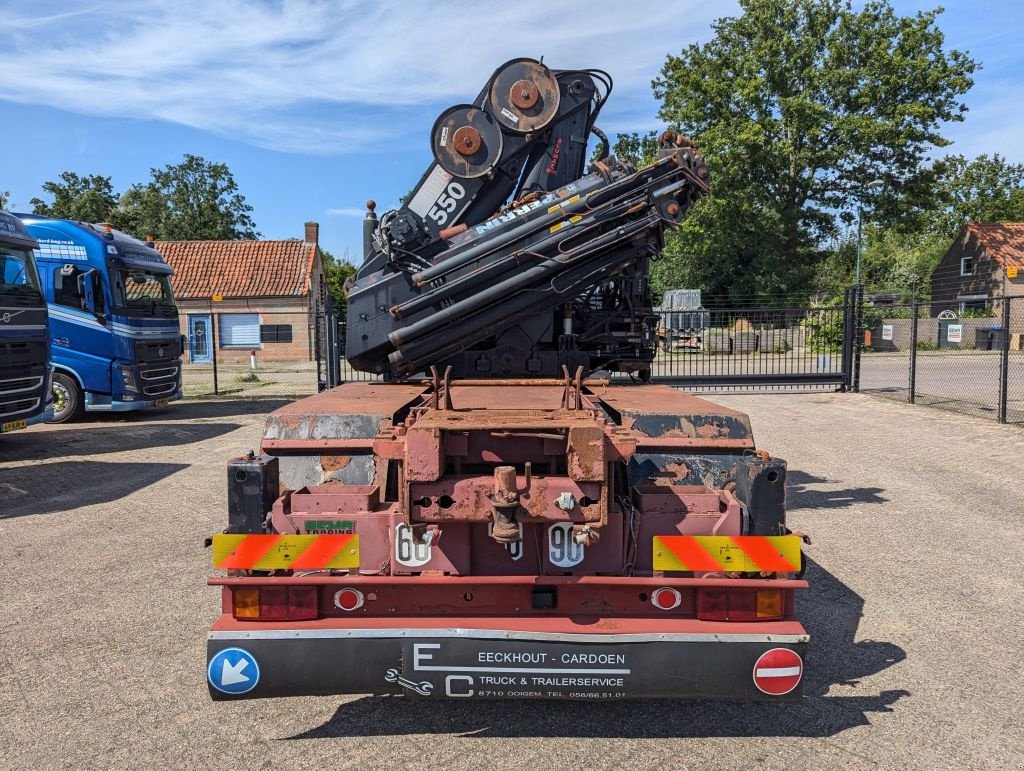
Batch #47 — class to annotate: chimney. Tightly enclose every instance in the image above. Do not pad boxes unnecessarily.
[304,221,319,245]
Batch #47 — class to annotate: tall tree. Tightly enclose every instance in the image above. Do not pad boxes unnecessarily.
[0,191,9,209]
[321,249,357,313]
[653,0,977,300]
[926,153,1024,237]
[113,155,259,240]
[30,172,118,222]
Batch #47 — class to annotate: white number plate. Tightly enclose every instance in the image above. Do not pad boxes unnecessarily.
[548,523,585,568]
[395,522,432,567]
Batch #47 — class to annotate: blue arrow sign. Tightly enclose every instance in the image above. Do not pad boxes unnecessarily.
[208,647,260,695]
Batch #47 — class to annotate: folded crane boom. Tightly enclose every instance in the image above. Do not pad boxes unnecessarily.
[345,58,709,380]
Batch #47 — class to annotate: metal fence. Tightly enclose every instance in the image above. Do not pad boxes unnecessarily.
[180,306,331,398]
[638,292,858,391]
[859,295,1023,424]
[337,290,861,393]
[179,291,864,397]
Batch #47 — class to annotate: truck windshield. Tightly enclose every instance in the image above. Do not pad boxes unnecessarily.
[0,247,43,302]
[114,270,175,310]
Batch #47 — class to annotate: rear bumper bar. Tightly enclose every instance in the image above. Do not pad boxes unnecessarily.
[207,622,808,701]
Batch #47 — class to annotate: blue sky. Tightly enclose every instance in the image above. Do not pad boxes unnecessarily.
[1,1,1021,263]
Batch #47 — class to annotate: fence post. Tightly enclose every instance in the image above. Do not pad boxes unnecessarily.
[840,287,851,392]
[908,298,918,404]
[852,284,864,392]
[211,310,219,396]
[998,297,1011,423]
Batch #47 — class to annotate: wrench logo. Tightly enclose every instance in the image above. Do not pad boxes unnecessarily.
[384,668,434,696]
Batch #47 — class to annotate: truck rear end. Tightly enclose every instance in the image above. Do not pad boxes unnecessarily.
[207,378,807,701]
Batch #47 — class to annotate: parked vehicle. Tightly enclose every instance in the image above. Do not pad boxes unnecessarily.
[17,215,182,422]
[207,58,806,702]
[656,289,709,352]
[0,211,51,433]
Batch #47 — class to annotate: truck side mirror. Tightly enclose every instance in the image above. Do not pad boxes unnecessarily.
[76,272,90,312]
[92,271,106,319]
[77,269,106,322]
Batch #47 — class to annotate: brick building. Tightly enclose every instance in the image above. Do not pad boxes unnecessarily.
[930,222,1024,314]
[159,222,325,364]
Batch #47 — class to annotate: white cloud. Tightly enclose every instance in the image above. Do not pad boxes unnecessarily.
[0,0,726,154]
[326,207,366,217]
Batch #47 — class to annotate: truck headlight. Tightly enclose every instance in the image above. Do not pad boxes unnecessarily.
[117,365,138,393]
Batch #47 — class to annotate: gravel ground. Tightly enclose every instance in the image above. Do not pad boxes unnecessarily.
[0,393,1021,769]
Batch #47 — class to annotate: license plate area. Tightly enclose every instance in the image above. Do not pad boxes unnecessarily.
[2,419,27,432]
[155,398,169,406]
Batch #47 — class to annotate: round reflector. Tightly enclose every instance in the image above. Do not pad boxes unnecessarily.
[753,648,803,695]
[651,587,682,610]
[333,588,365,612]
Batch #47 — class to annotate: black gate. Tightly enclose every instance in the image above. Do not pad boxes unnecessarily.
[328,288,862,392]
[643,287,861,391]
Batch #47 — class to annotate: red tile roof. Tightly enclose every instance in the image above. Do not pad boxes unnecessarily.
[962,223,1024,269]
[156,239,319,299]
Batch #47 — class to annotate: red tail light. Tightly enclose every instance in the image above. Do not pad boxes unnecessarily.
[697,588,729,620]
[231,586,320,621]
[697,588,784,621]
[259,586,290,621]
[288,587,319,619]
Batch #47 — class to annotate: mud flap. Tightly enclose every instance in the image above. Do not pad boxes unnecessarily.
[208,630,807,701]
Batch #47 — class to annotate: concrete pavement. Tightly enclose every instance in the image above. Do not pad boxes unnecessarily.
[0,393,1021,769]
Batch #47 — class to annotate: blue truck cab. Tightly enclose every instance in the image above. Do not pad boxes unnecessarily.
[17,215,182,422]
[0,211,51,433]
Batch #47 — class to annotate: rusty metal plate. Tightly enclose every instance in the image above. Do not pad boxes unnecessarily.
[487,57,560,133]
[432,104,503,179]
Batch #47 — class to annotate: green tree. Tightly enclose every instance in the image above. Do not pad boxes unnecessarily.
[606,131,659,167]
[113,155,259,240]
[813,153,1024,300]
[321,249,357,313]
[652,0,977,300]
[0,191,10,210]
[113,183,167,240]
[30,172,118,222]
[926,153,1024,237]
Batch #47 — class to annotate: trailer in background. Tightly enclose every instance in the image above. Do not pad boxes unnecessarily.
[656,289,709,352]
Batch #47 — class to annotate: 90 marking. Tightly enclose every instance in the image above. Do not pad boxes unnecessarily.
[548,523,585,568]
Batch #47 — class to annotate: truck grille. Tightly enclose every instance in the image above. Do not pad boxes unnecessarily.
[0,396,40,420]
[0,375,45,397]
[135,338,182,364]
[140,366,178,381]
[0,340,48,376]
[143,381,177,397]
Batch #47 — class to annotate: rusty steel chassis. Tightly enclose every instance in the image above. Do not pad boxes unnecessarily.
[213,369,805,625]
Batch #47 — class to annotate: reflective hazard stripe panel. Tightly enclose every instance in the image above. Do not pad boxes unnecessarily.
[652,535,801,573]
[213,534,359,570]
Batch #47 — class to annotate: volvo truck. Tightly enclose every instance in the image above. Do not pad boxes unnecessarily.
[18,215,182,422]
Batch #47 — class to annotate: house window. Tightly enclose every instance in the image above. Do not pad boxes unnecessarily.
[960,256,974,276]
[957,295,989,313]
[260,324,293,343]
[219,313,261,348]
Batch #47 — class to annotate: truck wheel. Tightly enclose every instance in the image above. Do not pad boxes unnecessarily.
[50,373,84,423]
